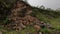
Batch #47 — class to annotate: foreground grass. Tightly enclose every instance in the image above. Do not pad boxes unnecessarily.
[0,26,36,34]
[49,18,60,29]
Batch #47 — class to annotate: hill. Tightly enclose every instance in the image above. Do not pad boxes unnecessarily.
[0,0,60,34]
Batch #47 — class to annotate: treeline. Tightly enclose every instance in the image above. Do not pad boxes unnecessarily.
[0,0,15,23]
[31,7,60,18]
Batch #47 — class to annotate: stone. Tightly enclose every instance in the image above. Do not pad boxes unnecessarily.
[39,32,42,34]
[34,25,41,30]
[34,32,38,34]
[0,31,2,34]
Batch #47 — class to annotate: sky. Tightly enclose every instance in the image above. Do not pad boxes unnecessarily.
[27,0,60,9]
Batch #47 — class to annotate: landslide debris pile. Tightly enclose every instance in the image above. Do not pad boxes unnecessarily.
[0,0,52,32]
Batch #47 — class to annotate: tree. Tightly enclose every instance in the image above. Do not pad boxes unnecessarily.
[39,5,45,9]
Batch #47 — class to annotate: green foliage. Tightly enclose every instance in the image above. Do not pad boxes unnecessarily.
[0,0,15,24]
[2,26,36,34]
[49,18,60,29]
[0,0,16,8]
[40,28,55,34]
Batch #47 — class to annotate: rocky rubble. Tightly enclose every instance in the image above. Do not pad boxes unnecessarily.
[2,0,53,34]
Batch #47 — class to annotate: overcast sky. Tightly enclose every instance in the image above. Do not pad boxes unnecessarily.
[27,0,60,9]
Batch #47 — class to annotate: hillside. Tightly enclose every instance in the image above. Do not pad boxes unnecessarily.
[31,7,60,34]
[32,7,60,28]
[0,0,60,34]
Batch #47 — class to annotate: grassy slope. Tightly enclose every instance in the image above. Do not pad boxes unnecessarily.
[49,18,60,29]
[37,12,60,29]
[32,7,60,30]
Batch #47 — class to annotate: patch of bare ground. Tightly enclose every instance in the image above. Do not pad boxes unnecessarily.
[0,31,2,34]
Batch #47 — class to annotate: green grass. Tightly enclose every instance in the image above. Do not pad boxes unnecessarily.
[36,12,60,30]
[35,12,60,33]
[0,26,36,34]
[49,18,60,29]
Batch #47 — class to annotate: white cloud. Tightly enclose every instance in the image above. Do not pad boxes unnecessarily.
[27,0,60,9]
